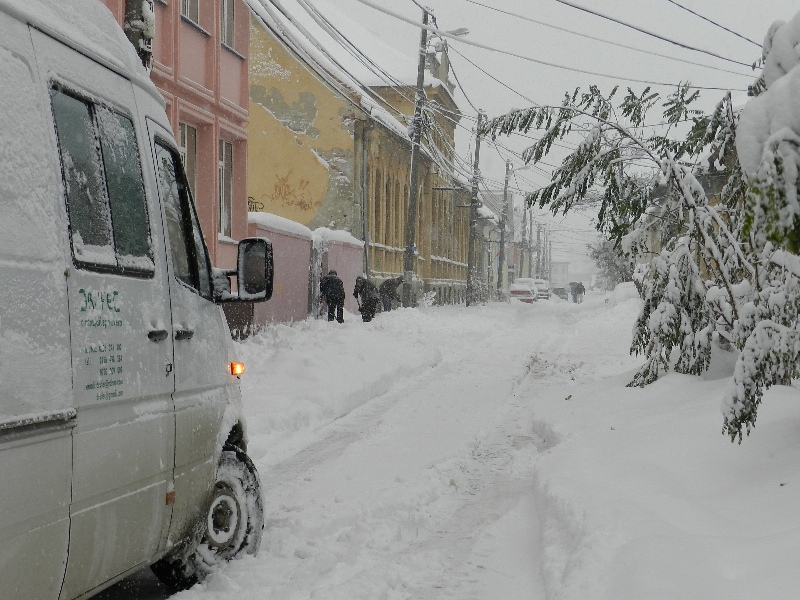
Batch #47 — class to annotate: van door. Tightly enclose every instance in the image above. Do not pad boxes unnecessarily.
[0,11,73,600]
[30,31,176,600]
[148,126,231,546]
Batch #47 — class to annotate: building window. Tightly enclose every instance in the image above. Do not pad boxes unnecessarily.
[221,0,235,48]
[178,122,197,199]
[218,139,233,238]
[385,176,392,246]
[181,0,199,24]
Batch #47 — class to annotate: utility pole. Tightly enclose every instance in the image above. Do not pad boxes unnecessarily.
[527,212,533,278]
[466,111,485,307]
[497,160,510,298]
[520,205,527,280]
[403,8,429,308]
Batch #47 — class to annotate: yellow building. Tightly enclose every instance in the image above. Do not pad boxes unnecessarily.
[246,1,469,304]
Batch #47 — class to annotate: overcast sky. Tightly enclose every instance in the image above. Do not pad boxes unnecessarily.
[301,0,799,266]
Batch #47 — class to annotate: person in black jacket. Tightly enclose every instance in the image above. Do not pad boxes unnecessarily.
[379,276,404,312]
[353,276,380,322]
[320,270,345,323]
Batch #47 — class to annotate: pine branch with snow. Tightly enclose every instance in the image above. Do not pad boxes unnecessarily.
[487,87,759,415]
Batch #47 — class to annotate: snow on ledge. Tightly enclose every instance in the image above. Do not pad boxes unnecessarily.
[249,212,313,239]
[314,227,364,247]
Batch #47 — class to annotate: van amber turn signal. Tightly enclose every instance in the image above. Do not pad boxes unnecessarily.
[229,361,245,376]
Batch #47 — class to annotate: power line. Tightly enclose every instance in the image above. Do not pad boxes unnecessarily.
[462,0,753,78]
[551,0,755,68]
[294,0,421,111]
[447,45,537,104]
[256,0,412,124]
[664,0,761,47]
[351,0,746,91]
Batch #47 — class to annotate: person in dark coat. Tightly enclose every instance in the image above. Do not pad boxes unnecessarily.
[570,281,578,303]
[320,270,345,323]
[379,276,404,312]
[353,276,380,322]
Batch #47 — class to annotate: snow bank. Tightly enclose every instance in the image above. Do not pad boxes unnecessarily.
[608,281,640,305]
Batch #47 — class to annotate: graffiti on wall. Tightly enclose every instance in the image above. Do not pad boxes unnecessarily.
[249,170,318,214]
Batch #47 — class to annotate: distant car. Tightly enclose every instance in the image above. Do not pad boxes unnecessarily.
[551,286,569,300]
[509,280,537,303]
[533,279,551,300]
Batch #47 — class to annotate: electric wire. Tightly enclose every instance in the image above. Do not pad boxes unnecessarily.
[352,0,747,91]
[462,0,754,78]
[256,0,418,128]
[551,0,754,68]
[449,45,704,142]
[292,0,421,114]
[664,0,761,47]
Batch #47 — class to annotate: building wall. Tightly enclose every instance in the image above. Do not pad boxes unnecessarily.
[245,6,470,308]
[247,13,360,234]
[100,0,251,270]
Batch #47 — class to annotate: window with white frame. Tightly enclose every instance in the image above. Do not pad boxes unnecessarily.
[221,0,235,48]
[181,0,199,24]
[178,122,197,199]
[218,140,233,238]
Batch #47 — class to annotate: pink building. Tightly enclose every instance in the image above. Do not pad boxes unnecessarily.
[99,0,250,270]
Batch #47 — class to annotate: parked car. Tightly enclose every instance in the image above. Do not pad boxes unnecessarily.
[533,279,551,300]
[0,1,274,598]
[551,286,569,300]
[509,280,538,303]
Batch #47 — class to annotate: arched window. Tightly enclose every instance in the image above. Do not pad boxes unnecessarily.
[385,174,392,247]
[395,180,402,249]
[374,169,382,244]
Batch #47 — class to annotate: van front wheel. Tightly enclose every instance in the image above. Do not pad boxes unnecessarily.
[151,449,264,590]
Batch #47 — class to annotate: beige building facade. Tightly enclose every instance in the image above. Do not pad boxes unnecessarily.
[246,3,469,304]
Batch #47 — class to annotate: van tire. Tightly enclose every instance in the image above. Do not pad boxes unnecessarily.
[151,449,264,590]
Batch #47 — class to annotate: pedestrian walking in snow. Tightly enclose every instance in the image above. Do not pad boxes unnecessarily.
[379,276,404,312]
[354,276,380,322]
[577,281,586,303]
[320,269,345,323]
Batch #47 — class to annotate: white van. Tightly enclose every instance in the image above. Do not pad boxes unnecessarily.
[0,1,273,597]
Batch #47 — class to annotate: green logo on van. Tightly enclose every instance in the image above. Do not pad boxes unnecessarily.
[78,289,121,313]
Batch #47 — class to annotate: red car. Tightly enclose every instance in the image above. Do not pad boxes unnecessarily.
[509,281,537,303]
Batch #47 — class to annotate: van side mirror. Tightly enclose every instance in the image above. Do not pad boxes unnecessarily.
[213,237,273,303]
[238,237,273,301]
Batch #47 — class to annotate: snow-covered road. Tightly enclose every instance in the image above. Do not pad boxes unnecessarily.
[99,294,641,599]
